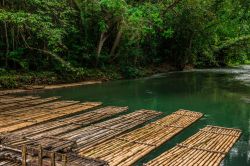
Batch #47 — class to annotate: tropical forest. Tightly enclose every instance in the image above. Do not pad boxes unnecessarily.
[0,0,249,88]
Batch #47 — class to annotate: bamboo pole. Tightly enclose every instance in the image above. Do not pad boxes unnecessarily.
[51,152,56,166]
[38,145,43,166]
[21,145,27,166]
[62,154,67,166]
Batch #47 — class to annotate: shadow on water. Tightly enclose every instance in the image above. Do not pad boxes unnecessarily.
[27,65,250,166]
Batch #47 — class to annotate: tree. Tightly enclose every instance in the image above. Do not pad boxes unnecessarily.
[0,0,77,71]
[0,0,249,75]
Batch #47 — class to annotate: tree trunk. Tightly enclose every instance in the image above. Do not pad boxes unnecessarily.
[4,21,9,68]
[97,32,108,58]
[162,0,182,16]
[110,29,122,57]
[12,28,14,49]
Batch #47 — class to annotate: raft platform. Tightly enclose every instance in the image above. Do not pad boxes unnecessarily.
[79,110,203,166]
[146,125,242,166]
[2,110,161,153]
[0,95,242,166]
[0,95,101,133]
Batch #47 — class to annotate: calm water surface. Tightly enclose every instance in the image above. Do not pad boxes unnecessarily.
[32,66,250,166]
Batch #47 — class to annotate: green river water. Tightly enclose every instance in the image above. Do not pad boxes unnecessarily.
[32,66,250,166]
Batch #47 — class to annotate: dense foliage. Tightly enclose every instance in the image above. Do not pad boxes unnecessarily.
[0,0,249,82]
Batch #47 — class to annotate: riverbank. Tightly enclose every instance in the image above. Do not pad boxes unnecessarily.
[0,64,175,91]
[0,69,117,90]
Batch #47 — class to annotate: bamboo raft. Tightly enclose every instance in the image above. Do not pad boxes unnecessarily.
[145,125,242,166]
[62,109,161,152]
[0,96,102,133]
[0,90,27,96]
[79,110,203,166]
[1,110,160,153]
[0,95,242,165]
[0,106,128,148]
[0,96,40,104]
[0,81,101,96]
[2,106,128,140]
[0,96,59,111]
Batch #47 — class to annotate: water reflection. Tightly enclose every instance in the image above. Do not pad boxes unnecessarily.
[187,65,250,88]
[241,97,250,104]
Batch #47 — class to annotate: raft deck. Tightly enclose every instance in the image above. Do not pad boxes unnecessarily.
[0,95,242,166]
[2,109,160,153]
[146,125,242,166]
[0,95,101,133]
[79,110,203,166]
[2,106,128,139]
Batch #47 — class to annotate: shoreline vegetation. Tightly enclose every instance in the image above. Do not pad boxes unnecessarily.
[0,64,175,90]
[1,63,249,91]
[1,63,250,91]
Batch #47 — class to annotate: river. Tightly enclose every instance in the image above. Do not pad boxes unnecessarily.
[34,65,250,166]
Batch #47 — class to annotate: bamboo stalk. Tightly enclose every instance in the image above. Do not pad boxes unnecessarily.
[38,145,43,166]
[21,145,27,166]
[62,154,67,166]
[51,152,55,166]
